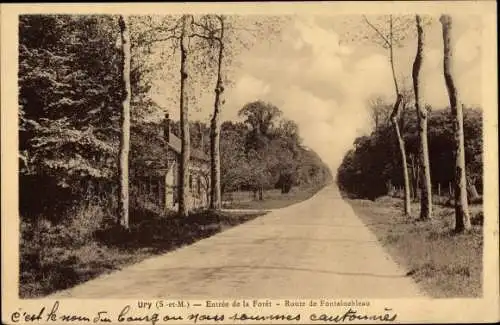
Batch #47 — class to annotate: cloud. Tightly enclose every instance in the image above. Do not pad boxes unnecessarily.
[149,15,483,172]
[219,74,271,121]
[295,16,346,56]
[346,54,393,98]
[420,42,482,108]
[456,26,481,63]
[458,66,482,107]
[222,16,397,171]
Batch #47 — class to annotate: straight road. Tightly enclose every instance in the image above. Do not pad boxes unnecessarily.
[49,185,423,299]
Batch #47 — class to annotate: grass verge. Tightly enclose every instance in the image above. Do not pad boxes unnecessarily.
[223,185,325,210]
[19,209,265,298]
[346,196,483,298]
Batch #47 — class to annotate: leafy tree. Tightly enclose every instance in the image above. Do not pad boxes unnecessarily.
[19,15,123,217]
[220,122,251,193]
[239,100,282,148]
[19,15,156,220]
[230,101,331,198]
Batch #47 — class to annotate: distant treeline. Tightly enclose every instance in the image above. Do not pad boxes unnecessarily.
[138,100,333,199]
[337,106,482,201]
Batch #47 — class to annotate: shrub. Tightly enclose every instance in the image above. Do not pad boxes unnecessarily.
[63,199,110,245]
[19,197,113,297]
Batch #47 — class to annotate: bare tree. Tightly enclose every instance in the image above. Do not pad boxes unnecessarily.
[178,15,192,217]
[209,17,224,210]
[368,96,392,130]
[362,15,411,216]
[130,15,286,214]
[190,15,226,210]
[118,15,131,229]
[412,15,432,221]
[440,14,471,232]
[190,15,287,210]
[131,15,196,217]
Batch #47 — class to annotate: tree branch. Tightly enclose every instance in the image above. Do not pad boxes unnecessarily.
[389,15,400,95]
[192,20,222,34]
[362,15,391,47]
[135,23,181,44]
[189,32,221,43]
[142,35,180,46]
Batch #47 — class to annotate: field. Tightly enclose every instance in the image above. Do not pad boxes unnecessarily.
[347,195,483,297]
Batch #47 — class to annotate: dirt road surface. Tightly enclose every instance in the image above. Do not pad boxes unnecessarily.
[48,185,423,299]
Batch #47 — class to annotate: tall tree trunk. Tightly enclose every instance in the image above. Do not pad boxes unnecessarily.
[178,15,191,217]
[118,15,131,229]
[440,14,471,232]
[391,96,411,216]
[209,16,225,210]
[388,16,411,216]
[409,153,420,202]
[415,157,421,202]
[412,15,432,221]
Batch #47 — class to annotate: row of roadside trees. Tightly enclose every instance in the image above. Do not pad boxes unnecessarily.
[120,14,298,225]
[20,14,283,228]
[19,14,332,230]
[337,14,479,233]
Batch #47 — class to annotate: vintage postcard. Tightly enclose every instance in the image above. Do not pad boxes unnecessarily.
[1,1,498,324]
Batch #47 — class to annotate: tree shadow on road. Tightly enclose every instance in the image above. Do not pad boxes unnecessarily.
[95,209,265,254]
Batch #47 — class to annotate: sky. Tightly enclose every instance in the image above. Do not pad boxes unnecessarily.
[149,14,483,172]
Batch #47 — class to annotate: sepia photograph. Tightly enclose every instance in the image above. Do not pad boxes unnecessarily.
[2,1,498,324]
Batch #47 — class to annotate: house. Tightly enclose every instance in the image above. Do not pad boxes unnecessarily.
[131,114,210,214]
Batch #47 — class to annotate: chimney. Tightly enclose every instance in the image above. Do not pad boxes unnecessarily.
[164,113,170,143]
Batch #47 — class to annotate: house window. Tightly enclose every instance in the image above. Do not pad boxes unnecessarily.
[197,176,201,195]
[189,174,193,190]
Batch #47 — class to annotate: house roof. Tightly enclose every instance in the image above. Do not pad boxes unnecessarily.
[166,133,209,162]
[131,122,209,169]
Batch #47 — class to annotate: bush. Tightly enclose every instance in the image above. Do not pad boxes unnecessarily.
[19,198,113,297]
[63,197,114,245]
